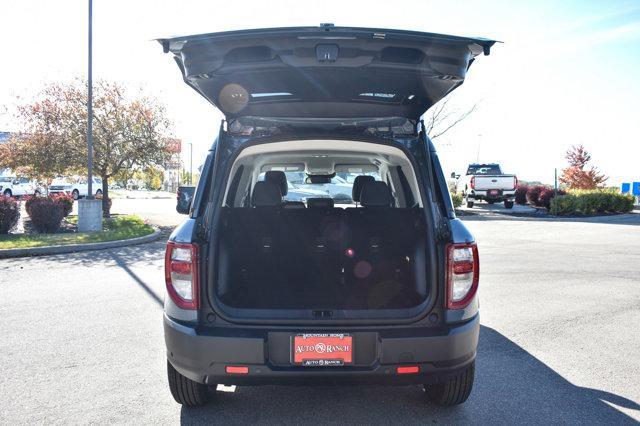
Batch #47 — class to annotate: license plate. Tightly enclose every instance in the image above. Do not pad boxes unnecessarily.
[291,333,353,366]
[489,189,499,196]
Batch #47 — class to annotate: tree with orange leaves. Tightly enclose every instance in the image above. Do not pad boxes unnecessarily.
[559,144,608,190]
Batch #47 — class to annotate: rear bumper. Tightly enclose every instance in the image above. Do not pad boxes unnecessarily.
[164,314,479,386]
[469,190,515,201]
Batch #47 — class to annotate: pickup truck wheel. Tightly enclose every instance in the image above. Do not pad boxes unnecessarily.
[504,200,514,209]
[167,360,210,407]
[466,199,474,208]
[3,189,11,197]
[425,361,475,406]
[72,189,80,200]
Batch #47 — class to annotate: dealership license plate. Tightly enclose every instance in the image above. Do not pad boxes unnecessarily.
[292,333,353,366]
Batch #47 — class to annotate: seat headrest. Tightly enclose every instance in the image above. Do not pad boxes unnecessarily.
[352,175,375,202]
[360,181,392,207]
[251,181,282,207]
[264,171,288,196]
[307,197,334,208]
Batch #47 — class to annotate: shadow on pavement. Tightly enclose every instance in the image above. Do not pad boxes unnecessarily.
[179,326,639,425]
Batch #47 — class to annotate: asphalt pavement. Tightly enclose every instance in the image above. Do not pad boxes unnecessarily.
[1,200,639,424]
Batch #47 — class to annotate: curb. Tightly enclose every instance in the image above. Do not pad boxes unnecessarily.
[0,227,163,259]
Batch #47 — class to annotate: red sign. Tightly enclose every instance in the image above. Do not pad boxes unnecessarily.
[292,333,353,366]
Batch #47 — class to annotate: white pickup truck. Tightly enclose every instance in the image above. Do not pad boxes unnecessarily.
[0,176,41,197]
[453,163,517,209]
[48,177,103,199]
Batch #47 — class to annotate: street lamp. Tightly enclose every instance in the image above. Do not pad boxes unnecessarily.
[186,142,193,185]
[77,0,102,231]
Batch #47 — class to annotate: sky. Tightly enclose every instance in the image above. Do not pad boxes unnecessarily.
[1,0,639,185]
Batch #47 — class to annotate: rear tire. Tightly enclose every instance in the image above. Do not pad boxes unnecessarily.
[504,200,514,209]
[167,360,210,407]
[466,199,474,208]
[72,189,80,200]
[425,361,475,406]
[3,189,11,197]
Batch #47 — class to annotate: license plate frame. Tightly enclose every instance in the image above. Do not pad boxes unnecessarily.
[291,333,354,366]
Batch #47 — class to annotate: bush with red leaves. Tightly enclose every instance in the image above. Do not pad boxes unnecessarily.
[526,185,547,206]
[538,188,566,209]
[28,197,64,233]
[0,195,20,234]
[515,185,528,205]
[51,193,74,216]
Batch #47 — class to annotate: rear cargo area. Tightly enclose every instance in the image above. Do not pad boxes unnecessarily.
[215,205,428,312]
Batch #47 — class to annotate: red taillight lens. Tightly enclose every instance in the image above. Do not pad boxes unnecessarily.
[470,177,475,190]
[164,242,199,310]
[446,242,479,309]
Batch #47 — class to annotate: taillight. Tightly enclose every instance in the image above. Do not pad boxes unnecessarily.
[165,242,199,310]
[446,242,479,309]
[470,177,475,190]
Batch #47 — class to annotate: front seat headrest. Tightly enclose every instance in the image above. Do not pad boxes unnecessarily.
[360,181,392,207]
[251,181,282,207]
[352,175,375,202]
[307,197,334,208]
[264,171,288,196]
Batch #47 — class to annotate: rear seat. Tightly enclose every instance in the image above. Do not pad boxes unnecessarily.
[344,181,423,307]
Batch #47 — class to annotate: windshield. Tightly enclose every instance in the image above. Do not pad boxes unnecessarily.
[0,177,13,183]
[258,171,380,204]
[466,164,502,175]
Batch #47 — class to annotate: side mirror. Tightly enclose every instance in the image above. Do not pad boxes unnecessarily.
[450,172,457,179]
[176,186,195,214]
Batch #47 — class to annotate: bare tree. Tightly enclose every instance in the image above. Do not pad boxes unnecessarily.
[424,96,478,140]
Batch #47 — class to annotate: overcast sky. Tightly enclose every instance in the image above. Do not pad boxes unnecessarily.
[1,0,639,184]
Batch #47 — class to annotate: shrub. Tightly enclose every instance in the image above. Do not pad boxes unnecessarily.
[550,191,635,215]
[450,192,463,209]
[550,195,577,215]
[538,188,566,209]
[24,195,38,217]
[514,185,528,205]
[526,185,547,207]
[28,197,64,233]
[52,193,74,216]
[0,195,20,234]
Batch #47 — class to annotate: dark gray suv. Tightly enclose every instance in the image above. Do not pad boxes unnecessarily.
[159,25,492,407]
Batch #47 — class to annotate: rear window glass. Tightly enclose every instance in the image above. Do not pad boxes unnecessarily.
[466,164,502,175]
[257,171,380,205]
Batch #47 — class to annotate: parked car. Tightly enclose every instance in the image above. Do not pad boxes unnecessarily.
[453,163,517,208]
[0,176,41,197]
[160,25,492,407]
[49,177,103,199]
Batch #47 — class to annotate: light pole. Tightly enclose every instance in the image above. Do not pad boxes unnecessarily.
[77,0,102,231]
[187,142,193,185]
[87,0,93,200]
[476,134,482,163]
